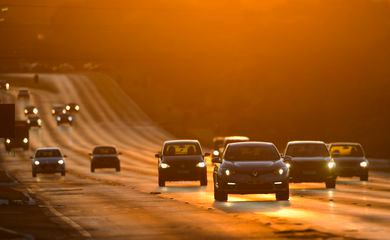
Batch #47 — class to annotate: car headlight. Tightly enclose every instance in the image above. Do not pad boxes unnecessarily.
[58,159,64,165]
[27,119,31,124]
[52,109,55,114]
[75,105,80,111]
[285,163,291,168]
[34,160,40,165]
[68,116,73,121]
[33,108,38,114]
[328,161,336,169]
[23,138,28,143]
[62,109,66,114]
[37,119,42,125]
[160,163,170,169]
[278,168,284,175]
[213,150,219,156]
[56,116,61,121]
[5,138,11,144]
[196,162,206,168]
[24,109,28,114]
[360,161,368,168]
[5,83,9,90]
[66,105,70,110]
[225,169,231,176]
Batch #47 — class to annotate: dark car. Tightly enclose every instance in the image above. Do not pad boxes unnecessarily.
[17,89,30,99]
[90,146,121,172]
[51,105,66,116]
[221,136,250,153]
[24,105,39,115]
[212,142,289,202]
[329,142,369,181]
[212,136,225,158]
[31,147,66,177]
[27,115,42,128]
[155,140,208,187]
[0,80,10,91]
[65,103,80,113]
[56,113,74,126]
[284,141,337,188]
[4,121,29,152]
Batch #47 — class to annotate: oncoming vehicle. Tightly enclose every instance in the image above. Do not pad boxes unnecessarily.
[329,142,369,181]
[31,147,66,177]
[155,140,209,187]
[284,141,337,188]
[90,146,121,172]
[56,113,74,126]
[51,105,66,116]
[212,136,225,158]
[4,121,29,152]
[24,105,39,115]
[212,142,289,202]
[66,103,80,113]
[0,80,10,91]
[27,115,42,128]
[17,89,30,99]
[221,136,250,152]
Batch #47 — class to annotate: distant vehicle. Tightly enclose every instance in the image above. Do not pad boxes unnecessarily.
[55,113,74,126]
[0,80,10,91]
[51,105,66,116]
[90,146,121,172]
[31,147,66,177]
[17,89,30,99]
[4,121,29,152]
[219,136,250,154]
[27,115,42,128]
[212,136,225,158]
[329,142,369,181]
[65,103,80,113]
[283,141,337,188]
[24,105,39,115]
[212,142,289,201]
[155,140,209,187]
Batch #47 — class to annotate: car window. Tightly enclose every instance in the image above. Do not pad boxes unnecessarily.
[163,143,201,156]
[286,144,329,157]
[224,145,280,161]
[93,147,117,154]
[36,150,62,158]
[330,145,364,157]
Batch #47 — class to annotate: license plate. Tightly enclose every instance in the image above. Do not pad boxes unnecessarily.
[177,170,189,174]
[303,170,316,175]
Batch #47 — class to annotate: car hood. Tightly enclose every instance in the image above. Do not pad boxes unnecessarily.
[34,157,63,163]
[162,155,203,163]
[290,157,331,162]
[223,159,284,169]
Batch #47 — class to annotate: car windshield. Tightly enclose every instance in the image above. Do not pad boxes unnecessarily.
[330,145,364,157]
[286,143,329,157]
[224,145,280,161]
[36,149,62,158]
[163,143,201,156]
[93,147,117,155]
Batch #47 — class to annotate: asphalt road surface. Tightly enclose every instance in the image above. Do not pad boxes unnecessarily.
[1,73,389,239]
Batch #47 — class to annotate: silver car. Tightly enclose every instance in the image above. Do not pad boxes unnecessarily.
[31,147,66,177]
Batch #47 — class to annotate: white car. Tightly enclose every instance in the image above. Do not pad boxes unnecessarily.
[31,147,66,177]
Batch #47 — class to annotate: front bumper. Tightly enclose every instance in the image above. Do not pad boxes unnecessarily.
[92,159,119,168]
[337,166,368,177]
[219,174,289,194]
[159,167,206,181]
[33,163,65,173]
[289,168,336,182]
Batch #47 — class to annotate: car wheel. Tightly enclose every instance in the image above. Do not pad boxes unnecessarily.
[116,164,121,172]
[61,170,66,176]
[276,189,289,201]
[214,179,227,201]
[32,171,37,178]
[325,179,336,189]
[200,174,207,186]
[360,172,368,181]
[90,165,95,173]
[158,175,165,187]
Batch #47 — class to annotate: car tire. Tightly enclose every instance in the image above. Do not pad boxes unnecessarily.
[360,172,368,181]
[158,175,165,187]
[200,175,207,186]
[61,170,66,176]
[91,165,95,173]
[32,171,37,178]
[276,189,289,201]
[214,179,227,201]
[116,163,120,172]
[325,179,336,189]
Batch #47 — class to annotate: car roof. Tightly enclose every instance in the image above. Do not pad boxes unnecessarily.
[287,140,325,145]
[36,147,61,151]
[93,145,116,149]
[329,142,362,146]
[224,136,250,140]
[164,139,200,144]
[227,141,276,147]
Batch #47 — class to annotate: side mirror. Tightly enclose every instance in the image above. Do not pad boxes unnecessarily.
[204,153,211,157]
[155,153,161,158]
[211,157,222,164]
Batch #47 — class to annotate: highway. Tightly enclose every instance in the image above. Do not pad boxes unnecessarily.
[1,73,389,239]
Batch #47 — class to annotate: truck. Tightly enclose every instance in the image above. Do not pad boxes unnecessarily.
[4,120,29,152]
